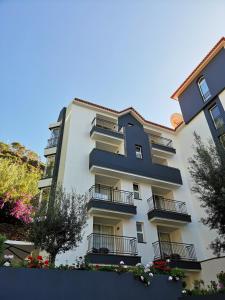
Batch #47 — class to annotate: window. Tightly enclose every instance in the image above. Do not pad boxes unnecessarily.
[198,76,211,101]
[133,183,140,199]
[128,123,134,127]
[209,105,224,129]
[136,222,144,243]
[220,134,225,149]
[135,145,143,159]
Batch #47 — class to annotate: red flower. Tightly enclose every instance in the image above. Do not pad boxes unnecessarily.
[37,255,43,260]
[44,260,49,265]
[27,256,33,261]
[95,264,99,270]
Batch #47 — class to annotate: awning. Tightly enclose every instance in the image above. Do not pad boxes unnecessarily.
[4,240,34,261]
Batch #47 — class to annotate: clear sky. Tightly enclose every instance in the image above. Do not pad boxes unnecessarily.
[1,0,225,159]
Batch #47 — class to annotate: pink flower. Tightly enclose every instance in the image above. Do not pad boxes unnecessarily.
[10,200,33,224]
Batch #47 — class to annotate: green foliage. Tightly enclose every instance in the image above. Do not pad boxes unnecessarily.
[0,158,41,201]
[0,234,6,265]
[189,132,225,254]
[0,141,44,203]
[29,186,88,264]
[169,268,185,279]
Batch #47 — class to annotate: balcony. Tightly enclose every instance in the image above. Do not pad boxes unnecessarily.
[86,233,141,265]
[147,195,191,225]
[152,241,201,270]
[89,148,182,188]
[149,134,176,156]
[90,117,124,145]
[87,185,136,216]
[44,137,59,156]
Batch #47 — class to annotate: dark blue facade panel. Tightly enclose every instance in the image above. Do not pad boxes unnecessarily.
[179,48,225,123]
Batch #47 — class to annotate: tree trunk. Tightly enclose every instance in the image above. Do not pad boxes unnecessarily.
[49,252,57,265]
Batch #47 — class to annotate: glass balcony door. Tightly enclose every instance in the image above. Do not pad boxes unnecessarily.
[93,224,115,253]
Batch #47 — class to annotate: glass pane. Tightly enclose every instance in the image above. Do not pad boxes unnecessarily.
[137,233,144,243]
[133,184,139,191]
[199,78,211,100]
[136,222,142,232]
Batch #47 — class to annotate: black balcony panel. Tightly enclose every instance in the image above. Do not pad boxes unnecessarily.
[150,134,176,153]
[147,195,191,222]
[88,185,137,214]
[89,148,182,186]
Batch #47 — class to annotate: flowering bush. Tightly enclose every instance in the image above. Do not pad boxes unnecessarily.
[10,200,33,224]
[25,255,49,269]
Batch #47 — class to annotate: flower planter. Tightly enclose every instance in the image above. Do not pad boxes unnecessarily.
[0,267,182,300]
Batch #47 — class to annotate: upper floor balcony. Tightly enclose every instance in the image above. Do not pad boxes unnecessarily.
[44,137,59,156]
[152,241,201,270]
[89,148,182,188]
[86,233,141,266]
[90,117,124,145]
[147,195,191,225]
[87,185,137,217]
[149,134,176,156]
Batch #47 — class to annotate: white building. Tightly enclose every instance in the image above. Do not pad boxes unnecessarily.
[38,37,225,285]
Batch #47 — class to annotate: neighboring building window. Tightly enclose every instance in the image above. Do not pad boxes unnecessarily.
[220,134,225,149]
[136,222,144,243]
[135,145,143,159]
[198,76,211,101]
[133,183,140,199]
[209,105,224,129]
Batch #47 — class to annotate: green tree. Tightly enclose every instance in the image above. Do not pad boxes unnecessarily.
[29,186,88,264]
[189,132,225,255]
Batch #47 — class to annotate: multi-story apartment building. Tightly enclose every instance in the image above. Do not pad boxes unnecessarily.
[38,37,225,285]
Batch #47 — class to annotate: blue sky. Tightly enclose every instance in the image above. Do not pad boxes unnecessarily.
[1,0,225,159]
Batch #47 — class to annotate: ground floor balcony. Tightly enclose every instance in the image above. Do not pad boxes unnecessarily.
[147,195,191,225]
[152,241,201,270]
[87,185,137,217]
[86,233,141,265]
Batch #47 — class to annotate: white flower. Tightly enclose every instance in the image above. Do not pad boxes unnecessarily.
[168,276,173,281]
[182,290,187,294]
[147,281,150,286]
[124,265,128,269]
[144,268,150,273]
[8,255,14,260]
[145,263,150,268]
[175,277,180,281]
[148,261,153,266]
[136,263,142,267]
[166,259,170,263]
[140,276,144,281]
[3,261,10,267]
[4,255,9,259]
[120,261,124,265]
[149,272,154,277]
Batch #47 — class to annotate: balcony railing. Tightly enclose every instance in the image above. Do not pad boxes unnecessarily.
[91,117,121,133]
[89,185,134,205]
[46,137,59,149]
[147,195,188,214]
[152,241,197,261]
[150,134,173,148]
[42,167,54,179]
[87,233,138,256]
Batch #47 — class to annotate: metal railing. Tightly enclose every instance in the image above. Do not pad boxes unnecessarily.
[87,233,138,256]
[152,241,197,261]
[42,166,54,179]
[149,134,173,148]
[46,137,59,148]
[147,195,188,214]
[89,185,134,205]
[91,117,121,133]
